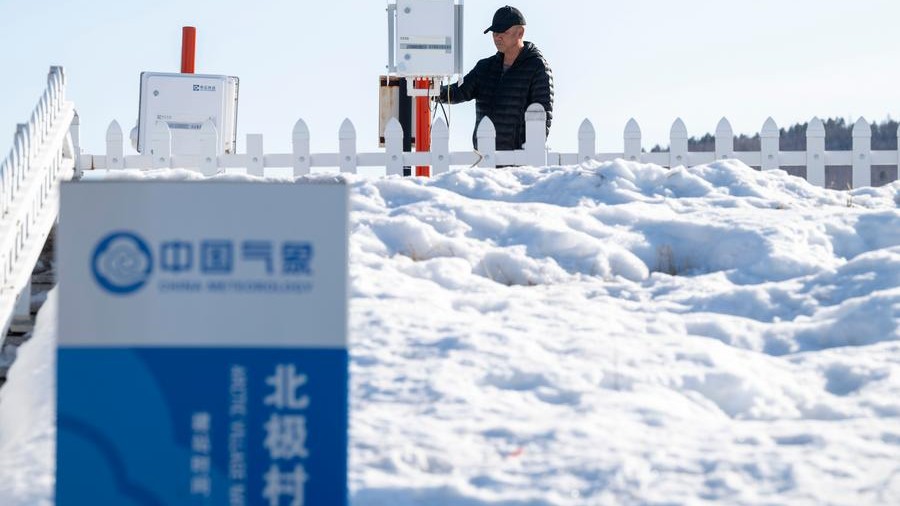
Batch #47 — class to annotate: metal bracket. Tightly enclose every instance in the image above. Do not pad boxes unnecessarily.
[387,2,397,73]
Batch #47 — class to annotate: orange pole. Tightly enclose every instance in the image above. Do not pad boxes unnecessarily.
[181,26,196,74]
[414,78,431,177]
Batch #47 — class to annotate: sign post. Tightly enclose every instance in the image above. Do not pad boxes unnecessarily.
[56,181,348,506]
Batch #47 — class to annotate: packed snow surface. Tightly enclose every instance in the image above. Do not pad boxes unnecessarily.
[1,160,899,504]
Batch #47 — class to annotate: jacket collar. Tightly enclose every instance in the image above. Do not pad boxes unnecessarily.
[495,41,537,68]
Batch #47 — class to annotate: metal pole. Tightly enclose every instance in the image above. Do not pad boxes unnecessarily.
[414,78,431,177]
[181,26,196,73]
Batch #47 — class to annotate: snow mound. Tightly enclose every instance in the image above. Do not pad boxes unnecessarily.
[0,290,57,505]
[355,160,899,287]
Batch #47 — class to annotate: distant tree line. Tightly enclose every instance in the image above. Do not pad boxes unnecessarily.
[650,117,899,152]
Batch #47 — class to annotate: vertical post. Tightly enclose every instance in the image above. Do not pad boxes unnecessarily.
[339,118,357,174]
[806,117,825,187]
[431,118,450,174]
[715,117,734,160]
[624,118,641,162]
[760,117,779,171]
[414,78,431,176]
[670,118,688,168]
[106,120,124,169]
[181,26,197,74]
[384,118,404,176]
[246,134,264,176]
[292,119,311,176]
[578,119,595,164]
[198,120,218,175]
[476,117,496,168]
[852,117,871,188]
[524,103,547,167]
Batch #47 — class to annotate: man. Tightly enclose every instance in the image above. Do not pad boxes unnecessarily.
[436,5,554,152]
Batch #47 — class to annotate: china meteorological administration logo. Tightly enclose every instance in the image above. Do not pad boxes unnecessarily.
[91,231,316,296]
[91,231,154,295]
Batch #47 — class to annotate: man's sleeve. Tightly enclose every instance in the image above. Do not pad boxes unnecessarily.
[437,65,479,104]
[529,63,554,135]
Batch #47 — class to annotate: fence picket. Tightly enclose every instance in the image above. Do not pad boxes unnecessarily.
[670,118,688,168]
[715,117,734,160]
[33,101,44,146]
[149,121,172,168]
[0,159,7,215]
[292,119,311,176]
[106,120,124,169]
[760,117,779,171]
[624,118,641,162]
[578,119,595,164]
[384,118,403,176]
[852,117,871,188]
[15,125,28,190]
[524,103,547,167]
[806,117,825,187]
[432,118,450,175]
[199,120,218,175]
[339,118,357,174]
[476,117,496,168]
[247,133,264,176]
[70,112,81,178]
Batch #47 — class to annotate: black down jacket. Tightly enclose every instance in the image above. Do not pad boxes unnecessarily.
[438,41,553,152]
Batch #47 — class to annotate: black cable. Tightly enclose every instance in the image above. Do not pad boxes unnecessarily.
[430,77,451,128]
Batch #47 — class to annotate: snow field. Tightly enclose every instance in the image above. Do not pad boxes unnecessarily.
[0,159,898,504]
[348,160,900,504]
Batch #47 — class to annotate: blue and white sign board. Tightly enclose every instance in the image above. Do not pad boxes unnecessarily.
[57,181,348,506]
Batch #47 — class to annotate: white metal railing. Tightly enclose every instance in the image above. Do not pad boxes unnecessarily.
[80,109,899,189]
[0,66,77,339]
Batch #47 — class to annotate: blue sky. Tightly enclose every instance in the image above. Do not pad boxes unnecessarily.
[2,0,900,155]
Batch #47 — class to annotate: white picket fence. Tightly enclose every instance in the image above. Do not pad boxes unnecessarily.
[0,67,78,339]
[79,107,899,188]
[79,103,552,175]
[568,116,894,189]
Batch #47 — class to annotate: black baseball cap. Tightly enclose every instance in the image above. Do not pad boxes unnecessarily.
[484,6,526,34]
